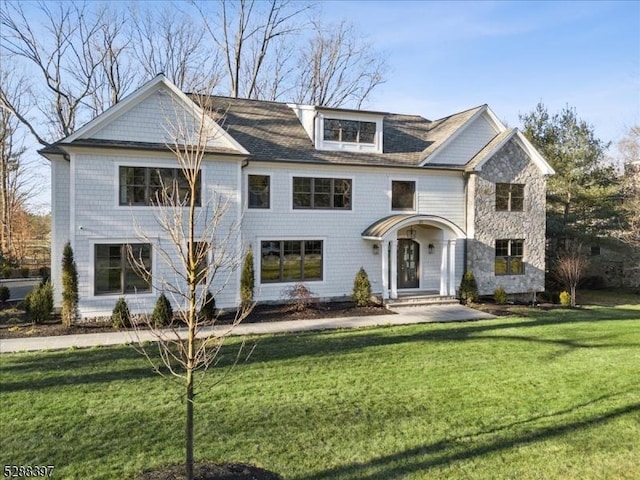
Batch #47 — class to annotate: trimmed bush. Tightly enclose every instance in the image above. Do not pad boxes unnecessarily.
[25,282,54,324]
[559,291,572,307]
[459,270,479,305]
[240,247,255,308]
[19,267,29,278]
[61,242,79,328]
[1,265,12,279]
[352,267,372,307]
[198,290,216,322]
[0,285,10,303]
[152,293,173,327]
[39,266,51,284]
[112,298,131,328]
[494,285,508,305]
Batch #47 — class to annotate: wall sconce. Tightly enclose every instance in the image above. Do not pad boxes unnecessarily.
[372,244,380,255]
[428,243,435,254]
[406,227,417,240]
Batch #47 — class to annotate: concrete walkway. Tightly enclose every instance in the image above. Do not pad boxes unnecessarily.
[0,304,495,354]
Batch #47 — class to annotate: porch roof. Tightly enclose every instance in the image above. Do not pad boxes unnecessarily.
[361,214,465,241]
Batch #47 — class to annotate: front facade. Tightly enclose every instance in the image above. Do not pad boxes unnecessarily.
[42,75,554,318]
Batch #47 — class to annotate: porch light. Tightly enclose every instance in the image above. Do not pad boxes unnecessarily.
[428,243,435,254]
[406,227,417,240]
[372,244,380,255]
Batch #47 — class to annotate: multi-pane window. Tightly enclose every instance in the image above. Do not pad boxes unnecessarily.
[248,175,270,209]
[260,240,323,283]
[495,239,524,275]
[391,180,416,210]
[495,183,524,211]
[292,177,351,209]
[323,119,376,144]
[95,243,151,295]
[119,166,201,206]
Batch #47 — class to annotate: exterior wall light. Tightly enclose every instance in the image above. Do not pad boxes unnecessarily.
[373,244,380,255]
[428,243,435,254]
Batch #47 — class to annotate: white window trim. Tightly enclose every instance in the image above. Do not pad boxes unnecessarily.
[256,237,327,285]
[288,173,355,213]
[315,113,383,153]
[389,178,417,213]
[245,171,273,212]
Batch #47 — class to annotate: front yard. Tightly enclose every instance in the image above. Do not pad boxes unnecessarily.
[1,303,639,479]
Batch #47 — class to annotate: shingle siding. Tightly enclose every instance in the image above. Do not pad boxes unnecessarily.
[430,115,497,165]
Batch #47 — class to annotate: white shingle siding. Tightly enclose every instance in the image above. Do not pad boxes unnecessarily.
[51,157,70,307]
[242,162,467,302]
[431,115,497,165]
[70,151,241,318]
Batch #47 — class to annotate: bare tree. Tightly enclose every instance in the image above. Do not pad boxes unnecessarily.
[196,0,310,99]
[293,19,386,108]
[0,66,39,259]
[0,1,112,145]
[128,92,253,479]
[618,126,640,273]
[554,244,590,307]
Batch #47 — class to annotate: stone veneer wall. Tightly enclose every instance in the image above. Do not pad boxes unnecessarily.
[468,138,547,296]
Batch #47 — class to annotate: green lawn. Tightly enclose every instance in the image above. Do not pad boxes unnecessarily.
[1,305,639,479]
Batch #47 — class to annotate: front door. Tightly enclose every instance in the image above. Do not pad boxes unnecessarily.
[398,239,420,289]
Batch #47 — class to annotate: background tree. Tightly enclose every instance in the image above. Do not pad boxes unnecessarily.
[554,243,590,307]
[129,92,253,479]
[617,126,640,276]
[520,103,621,254]
[61,241,78,328]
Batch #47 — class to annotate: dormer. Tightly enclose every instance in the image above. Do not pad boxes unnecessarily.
[289,104,384,154]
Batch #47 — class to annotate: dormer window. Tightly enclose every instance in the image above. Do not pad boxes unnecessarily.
[324,119,376,144]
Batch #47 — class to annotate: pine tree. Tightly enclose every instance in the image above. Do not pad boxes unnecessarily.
[352,267,372,307]
[61,242,78,327]
[240,247,255,308]
[459,271,479,305]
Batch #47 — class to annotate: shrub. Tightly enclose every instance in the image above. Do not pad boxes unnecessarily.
[112,298,131,328]
[281,283,315,312]
[0,285,10,303]
[352,267,372,307]
[1,265,12,279]
[459,271,479,305]
[19,267,29,278]
[559,291,572,307]
[61,242,79,328]
[25,282,54,324]
[494,285,508,305]
[152,293,173,327]
[198,290,216,322]
[39,266,51,284]
[240,247,255,308]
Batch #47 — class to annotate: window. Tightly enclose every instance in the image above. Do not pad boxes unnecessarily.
[191,241,209,284]
[292,177,351,209]
[260,240,323,283]
[324,119,376,144]
[495,183,524,211]
[119,166,201,206]
[95,243,151,295]
[495,239,524,275]
[248,175,270,209]
[392,180,416,210]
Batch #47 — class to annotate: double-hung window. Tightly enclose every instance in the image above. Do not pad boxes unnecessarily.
[119,166,201,206]
[495,183,524,211]
[95,243,152,295]
[495,239,524,275]
[248,175,270,209]
[391,180,416,211]
[260,240,323,283]
[292,177,351,209]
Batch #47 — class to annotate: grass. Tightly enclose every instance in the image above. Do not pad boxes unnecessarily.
[1,303,639,479]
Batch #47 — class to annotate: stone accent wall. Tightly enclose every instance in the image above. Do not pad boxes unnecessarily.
[468,138,547,296]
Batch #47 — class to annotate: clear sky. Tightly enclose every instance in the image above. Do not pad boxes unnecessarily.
[21,0,640,212]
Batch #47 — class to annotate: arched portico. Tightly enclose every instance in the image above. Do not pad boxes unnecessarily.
[362,214,466,300]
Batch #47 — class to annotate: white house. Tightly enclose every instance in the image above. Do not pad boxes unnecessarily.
[41,75,554,318]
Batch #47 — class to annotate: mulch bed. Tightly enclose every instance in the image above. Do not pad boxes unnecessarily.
[134,462,281,480]
[0,301,391,339]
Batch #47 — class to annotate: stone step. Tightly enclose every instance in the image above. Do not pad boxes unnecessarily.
[386,295,459,308]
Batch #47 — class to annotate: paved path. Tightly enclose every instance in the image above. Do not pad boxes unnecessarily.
[0,304,494,354]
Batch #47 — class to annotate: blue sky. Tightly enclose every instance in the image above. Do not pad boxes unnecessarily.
[321,0,639,143]
[22,0,640,211]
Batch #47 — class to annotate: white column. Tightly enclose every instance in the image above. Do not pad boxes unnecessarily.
[448,240,457,296]
[381,241,389,300]
[390,238,398,299]
[440,241,447,295]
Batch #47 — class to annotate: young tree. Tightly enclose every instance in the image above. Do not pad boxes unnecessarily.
[240,247,255,308]
[129,91,252,479]
[61,241,78,327]
[554,243,590,307]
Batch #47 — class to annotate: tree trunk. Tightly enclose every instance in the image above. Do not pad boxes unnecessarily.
[570,285,576,307]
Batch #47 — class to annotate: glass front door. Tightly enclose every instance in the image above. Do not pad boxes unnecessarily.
[398,239,420,289]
